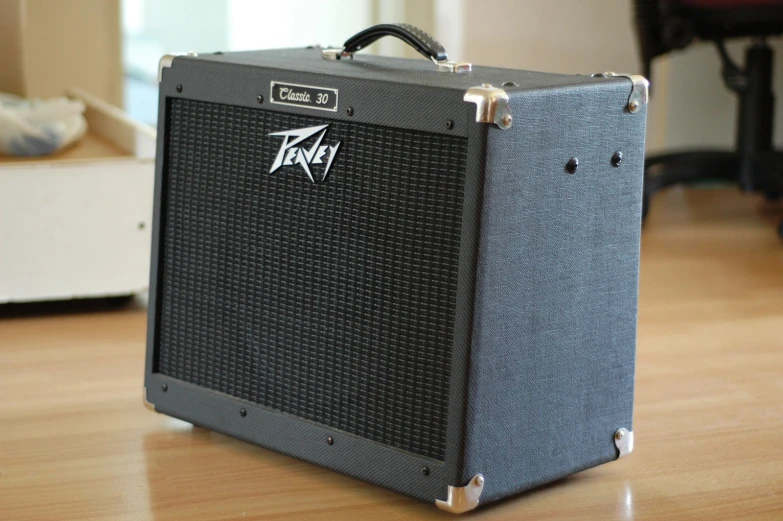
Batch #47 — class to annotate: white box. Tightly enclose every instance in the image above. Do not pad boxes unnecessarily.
[0,88,155,303]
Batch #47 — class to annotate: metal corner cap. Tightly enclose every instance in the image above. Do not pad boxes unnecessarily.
[614,428,634,458]
[463,84,512,129]
[592,72,649,113]
[158,54,178,83]
[435,474,485,514]
[143,387,156,412]
[158,51,199,82]
[626,75,649,113]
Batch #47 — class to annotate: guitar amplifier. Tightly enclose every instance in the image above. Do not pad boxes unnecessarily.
[143,24,646,513]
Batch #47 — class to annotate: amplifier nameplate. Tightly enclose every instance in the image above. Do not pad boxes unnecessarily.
[270,81,338,112]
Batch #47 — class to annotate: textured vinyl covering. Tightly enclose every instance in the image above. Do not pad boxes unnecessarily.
[463,81,645,502]
[156,98,467,461]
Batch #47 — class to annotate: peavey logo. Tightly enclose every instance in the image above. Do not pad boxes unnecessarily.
[268,124,341,183]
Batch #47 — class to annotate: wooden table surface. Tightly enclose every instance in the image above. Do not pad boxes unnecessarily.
[1,187,782,520]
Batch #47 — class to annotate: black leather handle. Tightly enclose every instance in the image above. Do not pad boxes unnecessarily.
[342,23,448,62]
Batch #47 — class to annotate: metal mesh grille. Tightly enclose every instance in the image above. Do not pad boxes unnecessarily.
[156,98,467,460]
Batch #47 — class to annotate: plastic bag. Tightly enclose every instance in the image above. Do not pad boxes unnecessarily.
[0,92,87,157]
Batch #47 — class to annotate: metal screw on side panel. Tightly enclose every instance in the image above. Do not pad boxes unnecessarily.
[346,106,354,116]
[474,475,484,486]
[327,436,334,445]
[176,84,183,93]
[161,384,168,392]
[446,119,454,130]
[240,408,247,417]
[421,466,430,476]
[565,157,579,174]
[257,95,264,104]
[611,151,623,167]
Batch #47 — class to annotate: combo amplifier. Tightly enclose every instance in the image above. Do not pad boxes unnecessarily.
[144,24,646,513]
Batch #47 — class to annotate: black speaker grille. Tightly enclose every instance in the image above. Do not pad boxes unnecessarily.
[156,98,467,461]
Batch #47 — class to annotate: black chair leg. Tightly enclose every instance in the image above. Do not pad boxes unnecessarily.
[642,150,783,233]
[642,151,738,220]
[643,39,783,240]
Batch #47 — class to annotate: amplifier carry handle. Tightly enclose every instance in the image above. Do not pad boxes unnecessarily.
[343,23,447,61]
[322,23,471,73]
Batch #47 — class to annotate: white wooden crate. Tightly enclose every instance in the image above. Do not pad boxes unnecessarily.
[0,88,155,303]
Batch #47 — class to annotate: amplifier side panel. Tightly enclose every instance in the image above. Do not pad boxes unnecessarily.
[462,78,646,503]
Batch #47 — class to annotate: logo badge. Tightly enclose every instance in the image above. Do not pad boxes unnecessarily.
[268,124,341,183]
[270,82,338,112]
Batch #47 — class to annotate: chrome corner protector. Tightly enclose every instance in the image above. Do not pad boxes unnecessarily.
[143,387,156,412]
[435,474,485,514]
[437,61,472,73]
[614,428,634,458]
[463,85,512,129]
[158,52,199,82]
[321,47,353,61]
[158,54,177,82]
[592,72,649,113]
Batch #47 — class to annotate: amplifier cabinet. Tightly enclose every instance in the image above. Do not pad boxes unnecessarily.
[144,24,646,513]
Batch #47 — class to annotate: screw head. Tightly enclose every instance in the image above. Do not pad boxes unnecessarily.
[421,466,430,476]
[474,475,484,487]
[445,119,454,130]
[175,84,183,93]
[629,100,640,112]
[346,106,354,116]
[502,114,513,128]
[161,383,168,392]
[611,151,623,167]
[240,408,247,417]
[327,436,334,445]
[257,94,264,104]
[565,157,579,174]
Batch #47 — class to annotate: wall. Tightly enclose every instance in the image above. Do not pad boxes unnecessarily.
[228,0,373,51]
[122,0,433,83]
[145,0,229,55]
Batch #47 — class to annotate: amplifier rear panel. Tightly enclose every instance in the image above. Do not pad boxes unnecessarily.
[155,98,468,461]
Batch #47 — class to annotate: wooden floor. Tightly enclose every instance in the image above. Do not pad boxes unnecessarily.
[1,187,782,520]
